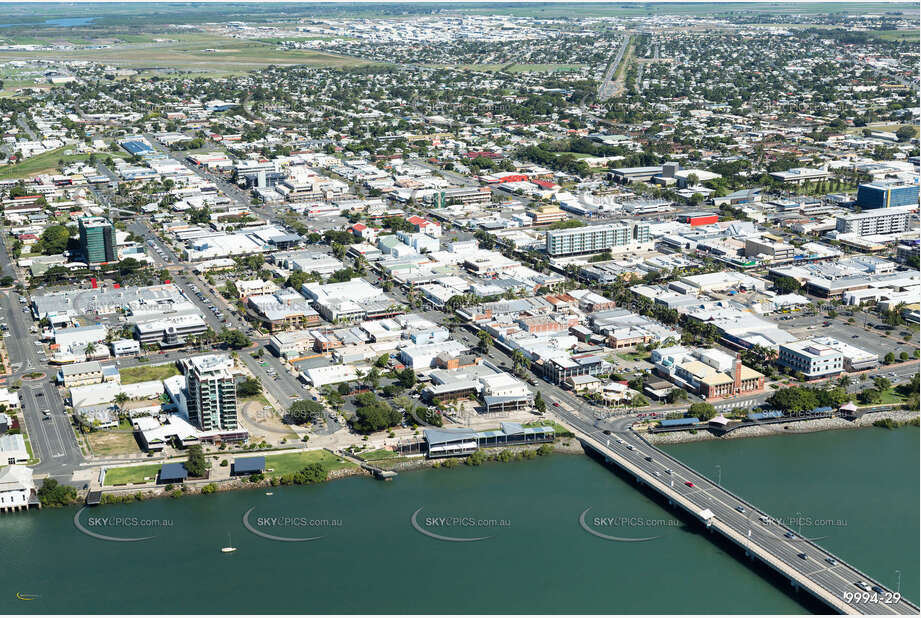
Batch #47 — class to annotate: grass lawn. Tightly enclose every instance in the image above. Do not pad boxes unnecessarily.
[119,363,180,385]
[617,350,650,362]
[87,430,142,457]
[359,449,400,462]
[0,147,80,180]
[554,151,594,159]
[104,463,162,486]
[23,436,38,464]
[873,388,908,405]
[264,450,356,477]
[524,420,573,437]
[874,30,920,41]
[18,39,374,73]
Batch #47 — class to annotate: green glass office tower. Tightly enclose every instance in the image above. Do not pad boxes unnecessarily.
[78,216,116,264]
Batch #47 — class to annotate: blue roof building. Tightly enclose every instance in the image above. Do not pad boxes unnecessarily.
[232,456,266,476]
[158,462,189,484]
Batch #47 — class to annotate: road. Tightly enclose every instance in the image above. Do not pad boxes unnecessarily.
[598,35,629,101]
[553,408,917,615]
[18,380,83,479]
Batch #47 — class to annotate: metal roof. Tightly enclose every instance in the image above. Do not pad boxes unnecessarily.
[159,462,189,481]
[659,417,700,427]
[233,456,266,474]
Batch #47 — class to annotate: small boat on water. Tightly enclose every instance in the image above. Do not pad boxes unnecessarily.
[221,533,237,553]
[265,492,274,496]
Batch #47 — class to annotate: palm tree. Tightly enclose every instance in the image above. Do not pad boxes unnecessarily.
[837,375,852,389]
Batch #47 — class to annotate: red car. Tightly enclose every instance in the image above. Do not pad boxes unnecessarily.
[685,481,695,488]
[553,402,560,407]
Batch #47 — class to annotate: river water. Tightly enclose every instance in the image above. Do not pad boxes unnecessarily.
[0,427,915,614]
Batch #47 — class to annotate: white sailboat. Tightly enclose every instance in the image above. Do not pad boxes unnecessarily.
[221,533,237,553]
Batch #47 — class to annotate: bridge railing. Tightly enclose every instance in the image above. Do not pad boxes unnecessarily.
[628,429,919,612]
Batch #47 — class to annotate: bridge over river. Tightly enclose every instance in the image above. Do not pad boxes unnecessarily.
[549,401,917,615]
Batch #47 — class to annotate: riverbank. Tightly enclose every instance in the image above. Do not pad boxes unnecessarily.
[84,439,581,507]
[643,409,919,446]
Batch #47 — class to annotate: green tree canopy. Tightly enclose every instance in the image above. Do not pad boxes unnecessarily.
[36,225,71,255]
[688,402,717,420]
[185,445,207,477]
[287,399,325,424]
[37,478,76,507]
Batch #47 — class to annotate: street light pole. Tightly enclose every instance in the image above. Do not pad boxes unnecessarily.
[715,464,721,487]
[895,570,901,595]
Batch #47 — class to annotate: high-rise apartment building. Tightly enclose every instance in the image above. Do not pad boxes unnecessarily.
[182,355,237,431]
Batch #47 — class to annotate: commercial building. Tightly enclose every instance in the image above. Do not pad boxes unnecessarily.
[652,346,764,401]
[58,361,104,387]
[528,204,567,225]
[422,423,555,458]
[809,336,878,372]
[545,222,650,256]
[134,314,208,347]
[768,168,830,185]
[78,216,116,265]
[246,289,320,331]
[608,165,664,184]
[0,434,29,464]
[744,238,795,262]
[855,181,919,210]
[778,339,844,379]
[0,465,37,512]
[835,206,913,236]
[302,278,400,323]
[429,187,492,208]
[182,355,237,431]
[268,330,315,359]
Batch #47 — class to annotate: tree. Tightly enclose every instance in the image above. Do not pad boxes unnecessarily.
[220,329,251,349]
[117,257,144,275]
[883,352,895,365]
[631,394,650,408]
[766,386,820,413]
[773,276,802,294]
[688,402,717,421]
[534,391,546,413]
[287,399,325,424]
[374,354,390,368]
[396,368,416,389]
[222,280,239,299]
[666,389,688,404]
[236,377,262,398]
[896,125,918,142]
[873,376,891,392]
[37,478,76,507]
[366,367,381,390]
[352,393,401,433]
[185,445,206,478]
[477,330,492,353]
[35,225,71,255]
